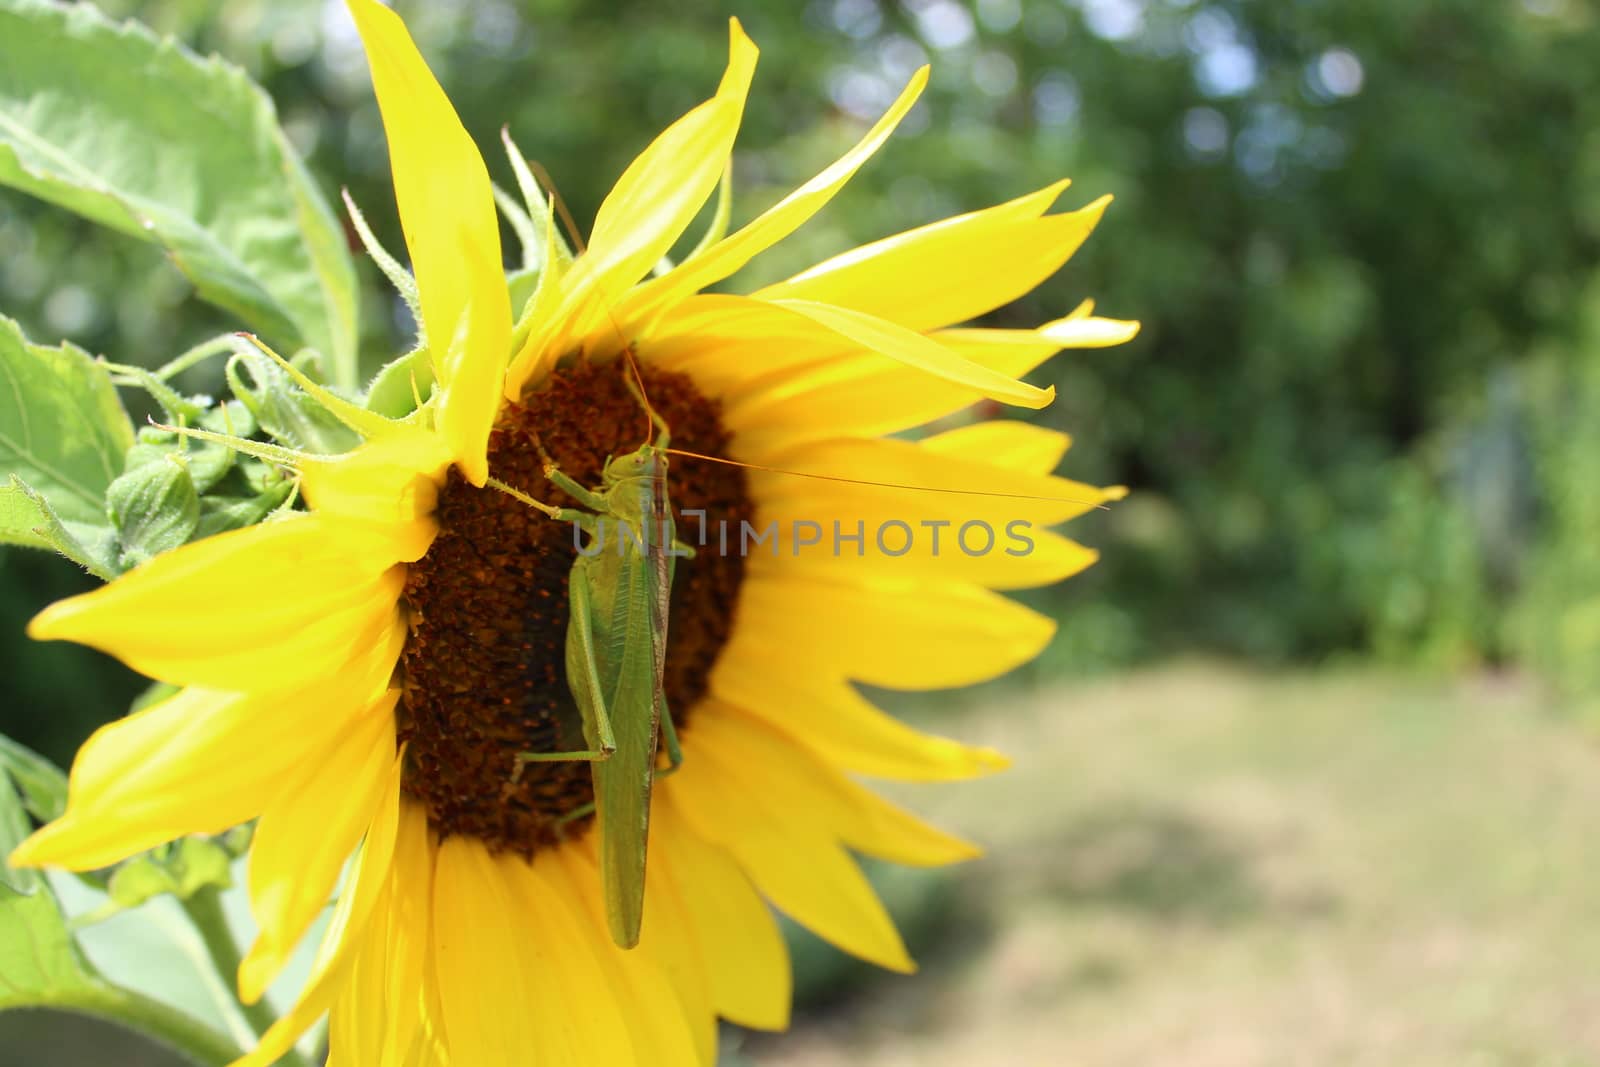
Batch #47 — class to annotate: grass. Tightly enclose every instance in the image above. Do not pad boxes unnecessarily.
[741,661,1600,1067]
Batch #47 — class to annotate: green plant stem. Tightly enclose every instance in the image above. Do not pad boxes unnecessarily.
[180,886,312,1067]
[154,335,244,381]
[64,982,245,1066]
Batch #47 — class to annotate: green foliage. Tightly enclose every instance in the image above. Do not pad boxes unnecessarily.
[0,315,131,577]
[0,0,359,386]
[0,763,106,1010]
[0,734,66,823]
[1511,278,1600,713]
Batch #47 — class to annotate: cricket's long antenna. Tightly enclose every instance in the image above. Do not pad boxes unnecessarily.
[621,346,656,448]
[526,158,587,255]
[663,448,1114,509]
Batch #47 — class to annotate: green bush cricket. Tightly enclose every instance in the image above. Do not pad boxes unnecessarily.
[490,360,685,950]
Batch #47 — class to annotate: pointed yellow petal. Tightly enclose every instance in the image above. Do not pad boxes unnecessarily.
[695,708,979,867]
[231,756,410,1067]
[499,857,636,1066]
[326,808,434,1067]
[917,420,1073,475]
[626,850,718,1064]
[757,183,1110,332]
[762,299,1053,409]
[348,0,508,484]
[720,317,1069,446]
[710,656,1008,782]
[301,428,453,563]
[667,781,913,973]
[542,19,759,357]
[240,694,398,1004]
[539,851,703,1067]
[731,567,1055,690]
[27,516,406,690]
[739,509,1100,591]
[620,66,928,329]
[1040,310,1141,347]
[10,645,398,870]
[750,434,1112,531]
[736,428,1100,588]
[654,802,791,1031]
[432,842,548,1066]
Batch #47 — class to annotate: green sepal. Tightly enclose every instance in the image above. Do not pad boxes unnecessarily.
[364,346,435,419]
[130,680,182,714]
[508,267,542,318]
[194,475,295,540]
[226,346,361,455]
[72,837,234,928]
[106,452,200,570]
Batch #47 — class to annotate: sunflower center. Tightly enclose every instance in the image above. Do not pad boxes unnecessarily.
[397,362,751,856]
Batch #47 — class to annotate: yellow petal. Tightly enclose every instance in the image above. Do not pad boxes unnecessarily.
[654,801,791,1031]
[348,0,508,484]
[10,644,398,870]
[301,428,453,563]
[731,567,1055,690]
[757,182,1110,332]
[432,842,550,1066]
[917,420,1073,475]
[721,317,1071,446]
[694,708,979,867]
[625,850,718,1064]
[539,850,703,1066]
[506,856,650,1066]
[749,434,1113,531]
[231,755,410,1067]
[710,655,1008,782]
[27,515,406,690]
[326,804,434,1067]
[619,66,928,330]
[240,694,398,1004]
[510,19,759,391]
[667,779,913,973]
[1039,309,1141,347]
[740,519,1099,591]
[764,299,1054,409]
[639,294,849,409]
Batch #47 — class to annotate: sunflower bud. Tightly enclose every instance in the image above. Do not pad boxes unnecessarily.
[106,451,199,570]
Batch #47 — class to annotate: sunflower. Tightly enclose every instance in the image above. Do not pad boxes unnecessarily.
[8,2,1137,1064]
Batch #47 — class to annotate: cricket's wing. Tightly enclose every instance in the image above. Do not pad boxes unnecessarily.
[593,545,663,949]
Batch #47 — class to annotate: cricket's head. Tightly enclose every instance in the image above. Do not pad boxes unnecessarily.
[601,443,665,489]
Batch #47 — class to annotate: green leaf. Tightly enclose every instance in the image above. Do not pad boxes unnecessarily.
[0,0,360,387]
[0,767,104,1008]
[0,735,67,824]
[226,346,361,455]
[0,315,132,528]
[0,475,119,578]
